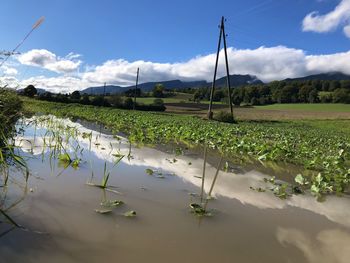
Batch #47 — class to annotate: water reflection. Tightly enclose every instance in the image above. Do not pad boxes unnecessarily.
[277,227,350,263]
[14,116,350,229]
[1,115,349,263]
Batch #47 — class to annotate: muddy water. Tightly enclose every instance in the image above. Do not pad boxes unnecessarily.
[1,116,350,263]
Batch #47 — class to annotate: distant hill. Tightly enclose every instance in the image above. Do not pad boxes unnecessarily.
[81,85,127,95]
[215,74,263,86]
[284,72,350,82]
[81,74,262,95]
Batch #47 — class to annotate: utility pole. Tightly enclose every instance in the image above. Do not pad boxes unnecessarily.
[222,18,233,117]
[133,67,139,110]
[103,82,106,106]
[207,16,233,120]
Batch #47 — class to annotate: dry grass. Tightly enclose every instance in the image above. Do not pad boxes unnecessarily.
[164,103,350,120]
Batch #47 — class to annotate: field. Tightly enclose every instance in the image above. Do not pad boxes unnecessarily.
[122,92,193,104]
[22,98,350,195]
[256,103,350,112]
[164,102,350,120]
[2,95,350,262]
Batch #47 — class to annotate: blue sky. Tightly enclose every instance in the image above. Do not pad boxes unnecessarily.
[1,0,350,92]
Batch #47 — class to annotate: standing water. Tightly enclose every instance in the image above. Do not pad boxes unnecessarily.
[1,116,350,263]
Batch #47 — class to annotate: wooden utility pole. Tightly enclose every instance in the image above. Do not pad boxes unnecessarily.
[133,67,139,110]
[207,16,233,120]
[207,17,223,120]
[103,82,106,96]
[222,19,233,117]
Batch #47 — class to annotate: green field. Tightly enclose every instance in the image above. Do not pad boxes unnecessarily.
[128,92,193,104]
[22,98,350,195]
[256,103,350,112]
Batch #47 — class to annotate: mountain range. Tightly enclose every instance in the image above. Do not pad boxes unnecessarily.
[81,74,263,95]
[284,72,350,82]
[20,72,350,95]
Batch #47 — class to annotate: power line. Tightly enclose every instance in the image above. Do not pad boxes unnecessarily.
[207,16,233,120]
[0,17,45,68]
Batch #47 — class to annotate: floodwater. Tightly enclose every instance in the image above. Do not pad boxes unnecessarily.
[1,116,350,263]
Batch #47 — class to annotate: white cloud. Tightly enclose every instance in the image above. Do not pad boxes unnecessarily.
[302,0,350,38]
[343,24,350,37]
[0,76,19,88]
[19,75,92,94]
[306,50,350,74]
[82,46,308,85]
[3,45,350,93]
[17,49,81,74]
[3,66,18,76]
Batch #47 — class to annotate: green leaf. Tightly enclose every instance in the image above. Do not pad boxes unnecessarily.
[123,210,136,217]
[295,174,305,185]
[100,200,124,207]
[145,168,154,175]
[95,209,112,214]
[311,184,320,194]
[315,173,322,185]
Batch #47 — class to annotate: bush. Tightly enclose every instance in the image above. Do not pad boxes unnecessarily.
[109,95,123,107]
[124,97,134,109]
[91,96,111,107]
[0,88,22,137]
[81,94,91,105]
[152,98,164,106]
[70,90,81,100]
[214,111,236,124]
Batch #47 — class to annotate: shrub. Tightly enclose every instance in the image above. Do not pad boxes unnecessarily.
[152,98,164,106]
[0,87,22,137]
[124,97,134,109]
[91,96,111,107]
[214,111,236,124]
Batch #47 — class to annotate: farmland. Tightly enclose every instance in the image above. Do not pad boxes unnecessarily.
[22,98,350,196]
[0,93,349,263]
[2,0,350,261]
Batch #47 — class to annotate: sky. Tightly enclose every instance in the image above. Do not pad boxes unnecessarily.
[1,0,350,93]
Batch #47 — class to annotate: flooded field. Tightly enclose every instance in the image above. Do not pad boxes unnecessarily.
[1,116,350,263]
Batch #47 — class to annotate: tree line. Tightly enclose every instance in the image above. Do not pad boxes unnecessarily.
[20,85,166,111]
[184,79,350,105]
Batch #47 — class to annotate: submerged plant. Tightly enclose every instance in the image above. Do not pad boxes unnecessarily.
[189,203,212,217]
[100,200,124,207]
[123,210,136,217]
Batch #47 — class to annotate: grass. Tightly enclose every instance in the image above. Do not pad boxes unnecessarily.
[134,97,187,104]
[255,103,350,112]
[0,88,28,229]
[128,92,193,105]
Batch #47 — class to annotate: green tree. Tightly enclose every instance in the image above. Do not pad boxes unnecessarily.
[308,89,319,103]
[193,90,201,103]
[232,88,243,106]
[279,85,299,103]
[109,94,123,107]
[298,85,313,103]
[124,97,134,109]
[70,90,81,100]
[152,84,164,98]
[333,88,350,103]
[330,80,341,91]
[341,80,350,89]
[213,89,225,102]
[81,94,90,105]
[23,85,37,97]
